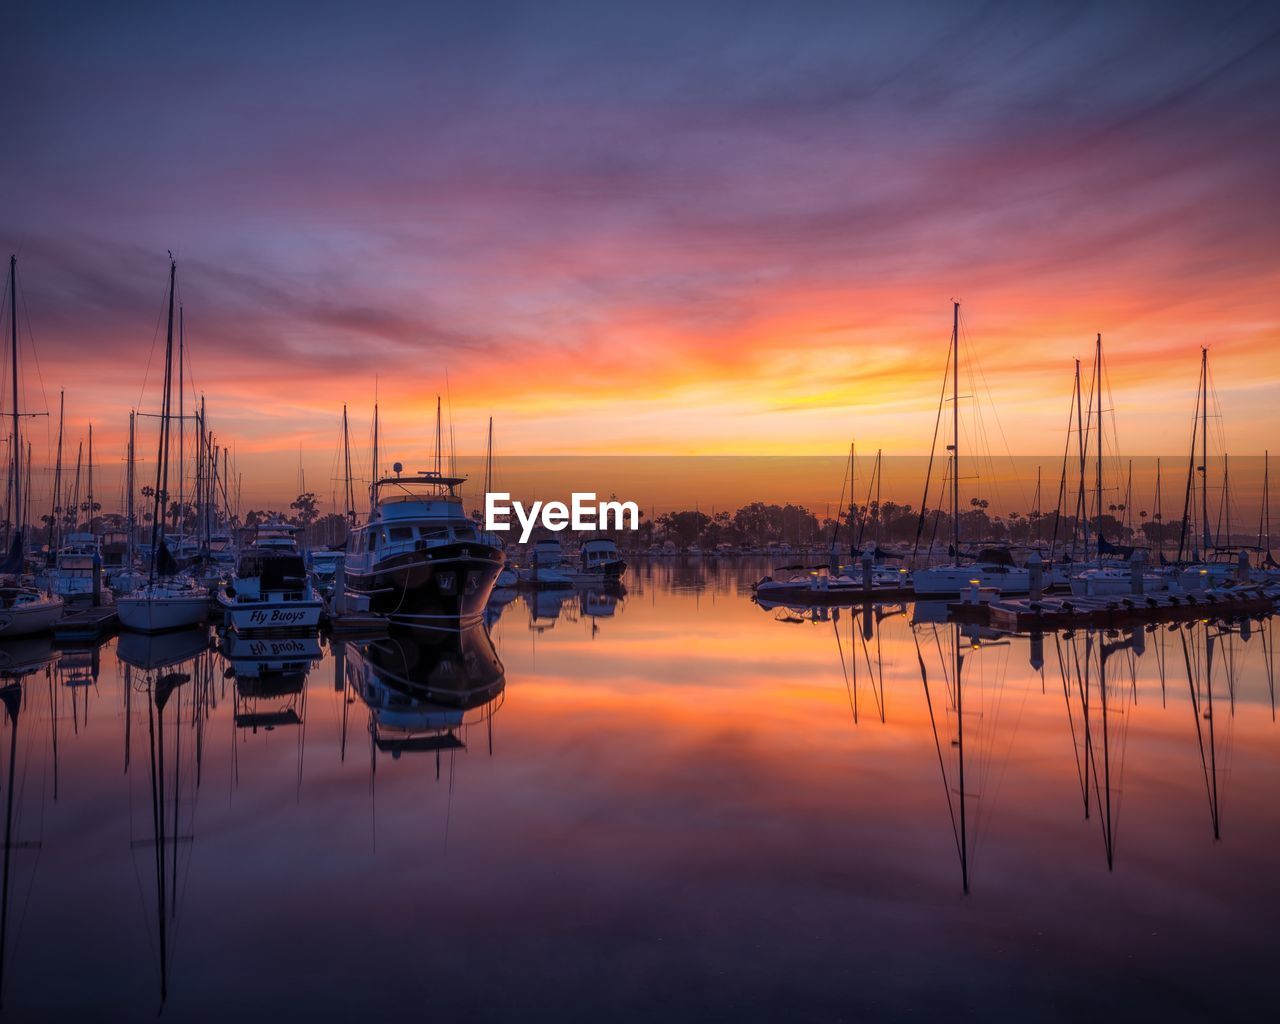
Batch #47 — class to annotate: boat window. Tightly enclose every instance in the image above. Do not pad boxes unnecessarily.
[368,532,379,552]
[420,528,450,542]
[389,526,414,541]
[453,526,476,541]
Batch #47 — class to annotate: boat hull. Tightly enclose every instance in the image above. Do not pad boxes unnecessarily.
[117,594,210,632]
[911,565,1031,596]
[344,543,503,627]
[218,592,324,632]
[0,597,65,637]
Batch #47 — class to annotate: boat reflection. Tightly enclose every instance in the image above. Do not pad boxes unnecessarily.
[527,587,576,632]
[343,626,506,761]
[118,628,214,1009]
[221,633,322,732]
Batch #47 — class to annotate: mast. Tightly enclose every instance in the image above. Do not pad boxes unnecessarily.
[1200,347,1209,555]
[434,396,442,476]
[1154,458,1163,559]
[127,410,136,571]
[7,257,20,548]
[370,402,379,513]
[1094,334,1103,559]
[873,448,883,549]
[177,306,185,545]
[1222,454,1230,549]
[87,423,94,533]
[48,390,64,563]
[951,301,960,561]
[1075,358,1087,560]
[483,416,494,496]
[342,404,354,524]
[1177,356,1202,562]
[147,259,177,582]
[1260,451,1271,554]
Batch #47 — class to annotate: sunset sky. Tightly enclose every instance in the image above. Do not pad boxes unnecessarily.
[4,1,1279,507]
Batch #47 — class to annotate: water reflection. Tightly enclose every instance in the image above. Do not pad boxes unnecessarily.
[0,560,1274,1018]
[343,627,506,761]
[118,628,213,1009]
[0,639,58,1011]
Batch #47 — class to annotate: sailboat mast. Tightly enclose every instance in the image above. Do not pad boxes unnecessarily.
[1154,458,1163,559]
[178,306,185,544]
[148,260,177,581]
[1261,451,1271,554]
[951,301,960,560]
[369,402,379,513]
[434,396,442,476]
[484,416,494,496]
[87,422,94,532]
[8,257,20,544]
[342,404,354,523]
[50,390,64,561]
[1200,347,1209,554]
[1095,334,1103,558]
[127,410,135,570]
[1075,358,1087,559]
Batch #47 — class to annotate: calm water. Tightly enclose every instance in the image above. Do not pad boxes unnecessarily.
[0,559,1275,1022]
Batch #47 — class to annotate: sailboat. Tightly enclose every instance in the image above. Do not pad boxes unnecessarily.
[0,256,65,637]
[117,259,209,633]
[1174,347,1238,590]
[1067,335,1167,597]
[910,303,1030,597]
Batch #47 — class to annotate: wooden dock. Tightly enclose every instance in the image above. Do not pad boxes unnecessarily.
[324,611,389,637]
[976,584,1278,632]
[53,606,119,641]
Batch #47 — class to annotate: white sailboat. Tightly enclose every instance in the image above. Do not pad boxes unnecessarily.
[0,255,64,637]
[117,258,208,633]
[911,302,1030,597]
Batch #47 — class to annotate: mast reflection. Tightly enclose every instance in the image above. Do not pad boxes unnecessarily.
[118,627,212,1009]
[0,639,58,1010]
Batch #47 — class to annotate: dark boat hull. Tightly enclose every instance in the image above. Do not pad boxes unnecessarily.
[344,543,504,626]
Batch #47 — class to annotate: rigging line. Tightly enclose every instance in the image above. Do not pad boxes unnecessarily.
[133,271,172,424]
[858,625,884,723]
[912,327,953,559]
[14,266,51,424]
[913,629,962,862]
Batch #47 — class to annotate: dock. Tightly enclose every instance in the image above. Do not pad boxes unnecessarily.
[975,584,1278,632]
[53,606,119,641]
[324,611,389,637]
